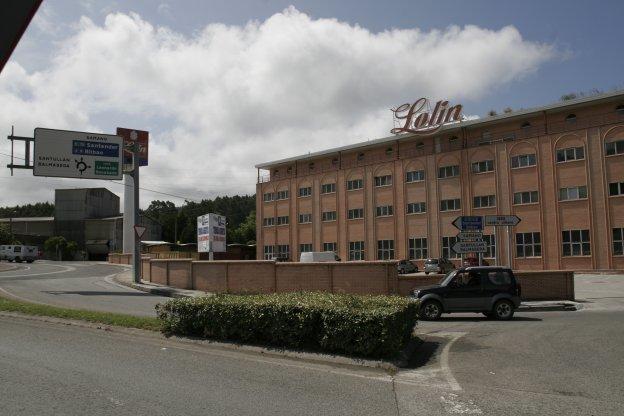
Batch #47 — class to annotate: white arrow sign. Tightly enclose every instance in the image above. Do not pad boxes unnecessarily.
[484,215,521,226]
[452,240,487,254]
[457,231,483,241]
[134,225,147,239]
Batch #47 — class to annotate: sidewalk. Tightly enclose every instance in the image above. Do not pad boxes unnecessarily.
[113,271,207,298]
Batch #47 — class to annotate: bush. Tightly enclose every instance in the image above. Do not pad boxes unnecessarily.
[156,292,419,358]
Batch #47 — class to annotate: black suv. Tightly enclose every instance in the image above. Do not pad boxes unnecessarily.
[412,267,521,320]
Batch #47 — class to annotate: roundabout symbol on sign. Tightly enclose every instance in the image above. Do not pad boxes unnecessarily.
[74,157,91,175]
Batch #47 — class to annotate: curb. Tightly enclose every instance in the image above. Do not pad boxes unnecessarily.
[112,274,204,298]
[518,302,580,312]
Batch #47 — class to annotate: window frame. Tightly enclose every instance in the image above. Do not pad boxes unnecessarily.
[348,241,365,261]
[299,243,313,254]
[473,194,496,209]
[556,146,585,163]
[374,175,393,187]
[375,205,394,217]
[605,139,624,157]
[320,183,336,194]
[262,217,275,227]
[471,160,494,174]
[408,237,428,260]
[438,165,460,179]
[275,190,289,200]
[406,202,426,214]
[515,232,542,258]
[347,208,364,220]
[321,211,337,222]
[377,239,395,260]
[323,242,337,253]
[559,185,588,201]
[561,229,591,257]
[298,213,312,224]
[263,192,274,202]
[441,236,459,259]
[346,178,363,191]
[298,186,312,198]
[440,198,461,212]
[276,215,289,226]
[513,190,539,205]
[609,182,624,197]
[510,153,537,169]
[613,228,624,256]
[405,170,425,183]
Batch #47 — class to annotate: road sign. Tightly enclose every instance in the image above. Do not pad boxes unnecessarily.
[134,225,146,239]
[452,216,483,231]
[484,215,521,226]
[197,213,227,253]
[457,231,483,241]
[33,128,122,179]
[452,240,487,254]
[117,127,149,167]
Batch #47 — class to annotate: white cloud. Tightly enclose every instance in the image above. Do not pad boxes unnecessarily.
[0,6,554,207]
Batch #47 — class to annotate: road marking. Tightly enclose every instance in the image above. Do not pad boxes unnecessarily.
[0,264,76,278]
[440,393,483,414]
[438,332,465,391]
[0,285,49,305]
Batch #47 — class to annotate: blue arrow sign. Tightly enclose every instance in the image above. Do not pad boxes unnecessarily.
[452,216,483,231]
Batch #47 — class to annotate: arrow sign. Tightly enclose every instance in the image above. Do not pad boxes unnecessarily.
[484,215,521,227]
[452,216,483,231]
[452,240,487,254]
[134,225,147,239]
[457,231,483,241]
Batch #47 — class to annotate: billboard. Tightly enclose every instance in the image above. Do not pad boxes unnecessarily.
[197,213,226,253]
[33,128,123,180]
[117,127,149,167]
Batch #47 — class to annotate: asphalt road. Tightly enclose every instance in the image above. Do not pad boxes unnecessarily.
[0,261,168,316]
[0,262,622,414]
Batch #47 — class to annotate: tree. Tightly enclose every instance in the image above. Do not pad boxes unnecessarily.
[487,110,497,117]
[0,202,54,218]
[44,236,78,261]
[229,211,256,245]
[0,224,13,244]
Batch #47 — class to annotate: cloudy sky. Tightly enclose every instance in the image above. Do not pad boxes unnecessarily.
[1,0,622,208]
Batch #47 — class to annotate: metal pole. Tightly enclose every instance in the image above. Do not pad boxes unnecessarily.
[493,226,497,266]
[507,225,512,269]
[132,132,141,284]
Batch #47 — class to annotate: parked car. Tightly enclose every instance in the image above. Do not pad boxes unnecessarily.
[300,251,340,262]
[269,256,289,262]
[412,266,522,320]
[463,257,489,267]
[424,258,455,274]
[0,245,38,263]
[397,259,418,274]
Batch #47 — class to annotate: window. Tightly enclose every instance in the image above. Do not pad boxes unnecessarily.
[609,182,624,196]
[516,232,542,258]
[440,198,461,212]
[298,186,312,197]
[374,175,392,187]
[408,238,427,260]
[377,240,395,260]
[613,228,624,255]
[511,154,537,168]
[605,140,624,156]
[321,183,336,194]
[617,105,624,115]
[299,243,313,253]
[347,178,363,190]
[438,165,460,179]
[323,242,337,253]
[556,146,585,163]
[263,192,274,202]
[406,170,425,183]
[521,122,532,129]
[276,244,290,260]
[262,217,275,227]
[349,241,365,260]
[471,160,494,173]
[406,202,426,214]
[514,191,539,205]
[565,114,577,123]
[483,234,496,258]
[322,211,337,221]
[298,213,312,224]
[263,245,274,260]
[276,216,289,226]
[348,208,364,219]
[375,205,393,217]
[441,236,458,259]
[562,229,591,256]
[473,195,496,208]
[276,190,289,200]
[484,270,512,287]
[559,186,588,201]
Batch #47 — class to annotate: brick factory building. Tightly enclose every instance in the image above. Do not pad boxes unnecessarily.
[255,91,624,271]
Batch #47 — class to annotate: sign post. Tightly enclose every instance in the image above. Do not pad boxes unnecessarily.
[197,213,227,261]
[484,215,521,268]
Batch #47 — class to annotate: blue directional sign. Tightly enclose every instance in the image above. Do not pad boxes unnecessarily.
[452,216,483,231]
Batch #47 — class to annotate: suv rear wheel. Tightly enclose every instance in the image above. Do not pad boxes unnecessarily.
[420,300,442,320]
[493,299,514,320]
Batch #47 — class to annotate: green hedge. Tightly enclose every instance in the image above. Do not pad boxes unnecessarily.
[156,292,419,358]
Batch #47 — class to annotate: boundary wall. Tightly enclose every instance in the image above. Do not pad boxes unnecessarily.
[111,255,575,300]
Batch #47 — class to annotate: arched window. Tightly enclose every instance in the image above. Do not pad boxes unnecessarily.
[308,162,315,170]
[357,152,365,161]
[416,142,424,149]
[565,114,577,123]
[449,135,459,142]
[331,157,339,166]
[521,122,531,129]
[385,147,393,156]
[616,105,624,115]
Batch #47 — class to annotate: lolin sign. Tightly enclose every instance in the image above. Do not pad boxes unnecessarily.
[391,98,463,135]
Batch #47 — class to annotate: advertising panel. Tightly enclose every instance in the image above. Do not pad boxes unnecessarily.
[197,213,226,253]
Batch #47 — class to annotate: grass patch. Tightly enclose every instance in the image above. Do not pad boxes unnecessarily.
[0,296,161,331]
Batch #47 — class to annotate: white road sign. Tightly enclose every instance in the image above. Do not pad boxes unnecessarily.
[457,231,483,241]
[484,215,521,227]
[33,128,123,180]
[197,213,227,253]
[452,240,487,254]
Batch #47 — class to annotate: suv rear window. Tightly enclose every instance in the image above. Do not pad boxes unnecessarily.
[14,246,21,253]
[486,270,512,286]
[425,259,438,264]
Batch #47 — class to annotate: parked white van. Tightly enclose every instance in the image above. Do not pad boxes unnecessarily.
[299,251,340,262]
[0,245,37,263]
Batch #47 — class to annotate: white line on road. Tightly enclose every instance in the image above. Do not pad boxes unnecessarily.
[438,332,466,392]
[0,264,76,278]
